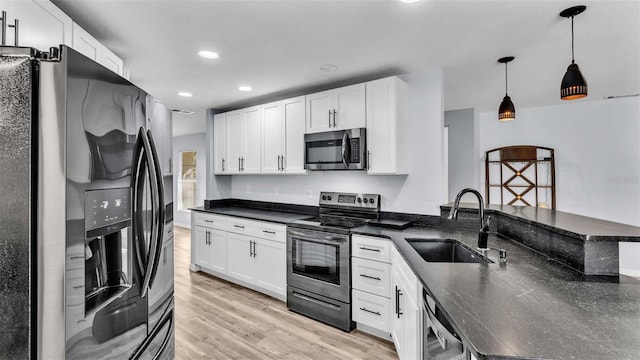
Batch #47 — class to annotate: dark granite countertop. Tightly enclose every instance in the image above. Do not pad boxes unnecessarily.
[351,224,640,360]
[190,206,312,224]
[442,203,640,242]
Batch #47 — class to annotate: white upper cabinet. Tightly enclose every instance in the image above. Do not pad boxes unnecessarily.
[71,22,124,76]
[225,106,261,174]
[2,0,72,49]
[71,22,100,61]
[260,96,307,175]
[261,101,284,174]
[213,113,227,174]
[225,109,244,174]
[243,106,261,173]
[306,83,366,133]
[282,96,306,174]
[366,76,410,175]
[100,45,124,76]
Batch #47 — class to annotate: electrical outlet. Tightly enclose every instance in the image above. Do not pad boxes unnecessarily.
[305,190,313,199]
[246,185,251,194]
[274,187,279,196]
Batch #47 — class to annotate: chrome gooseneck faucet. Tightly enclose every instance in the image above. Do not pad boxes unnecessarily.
[448,188,506,263]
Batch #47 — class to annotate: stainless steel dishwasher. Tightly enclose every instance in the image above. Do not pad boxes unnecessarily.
[423,289,467,359]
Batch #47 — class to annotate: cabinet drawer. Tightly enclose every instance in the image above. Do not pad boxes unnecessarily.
[226,217,254,235]
[352,257,391,298]
[193,212,227,230]
[352,289,391,333]
[253,221,286,243]
[352,235,391,263]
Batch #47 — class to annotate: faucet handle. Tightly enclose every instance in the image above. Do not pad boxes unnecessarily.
[477,246,507,264]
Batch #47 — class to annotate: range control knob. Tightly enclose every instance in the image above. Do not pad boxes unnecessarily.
[363,198,368,204]
[322,195,327,200]
[357,197,362,203]
[327,195,332,201]
[369,198,375,204]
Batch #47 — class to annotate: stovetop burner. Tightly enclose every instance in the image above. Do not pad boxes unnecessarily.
[289,191,381,233]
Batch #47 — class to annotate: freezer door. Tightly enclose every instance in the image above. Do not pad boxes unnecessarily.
[0,52,35,360]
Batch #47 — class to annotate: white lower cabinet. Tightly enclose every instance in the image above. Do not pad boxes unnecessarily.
[253,237,286,295]
[391,246,422,360]
[191,211,286,301]
[353,289,391,332]
[226,233,254,283]
[351,235,393,335]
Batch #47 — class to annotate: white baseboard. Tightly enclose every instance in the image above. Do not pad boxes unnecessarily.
[620,268,640,279]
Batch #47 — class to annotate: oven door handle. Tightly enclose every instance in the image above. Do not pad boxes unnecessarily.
[287,230,348,244]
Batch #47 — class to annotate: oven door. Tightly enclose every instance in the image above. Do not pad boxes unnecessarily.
[287,227,351,303]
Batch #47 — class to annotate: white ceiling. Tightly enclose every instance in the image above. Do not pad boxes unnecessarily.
[52,0,640,136]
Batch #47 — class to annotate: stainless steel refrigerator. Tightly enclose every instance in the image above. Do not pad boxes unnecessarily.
[0,45,174,359]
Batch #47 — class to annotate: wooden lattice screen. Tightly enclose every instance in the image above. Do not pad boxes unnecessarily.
[485,145,556,209]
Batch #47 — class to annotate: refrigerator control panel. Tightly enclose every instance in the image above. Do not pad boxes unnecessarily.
[85,188,131,232]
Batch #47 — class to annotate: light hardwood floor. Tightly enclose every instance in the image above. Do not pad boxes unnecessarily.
[173,226,399,360]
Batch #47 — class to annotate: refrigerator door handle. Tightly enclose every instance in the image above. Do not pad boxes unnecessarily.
[131,128,148,282]
[137,128,160,299]
[146,130,165,290]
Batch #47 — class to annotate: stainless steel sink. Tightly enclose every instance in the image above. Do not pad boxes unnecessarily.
[406,238,492,264]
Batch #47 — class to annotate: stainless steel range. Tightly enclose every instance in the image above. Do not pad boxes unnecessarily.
[287,191,380,331]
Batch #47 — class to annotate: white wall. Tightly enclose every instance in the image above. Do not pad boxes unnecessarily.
[478,96,640,277]
[444,108,475,201]
[229,68,445,215]
[173,133,208,228]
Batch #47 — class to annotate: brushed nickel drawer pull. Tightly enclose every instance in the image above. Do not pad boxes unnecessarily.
[262,230,276,234]
[359,274,381,281]
[359,246,381,252]
[359,307,381,316]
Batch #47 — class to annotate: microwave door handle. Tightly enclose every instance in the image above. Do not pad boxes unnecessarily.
[341,132,351,168]
[146,130,165,289]
[131,128,147,282]
[138,130,160,299]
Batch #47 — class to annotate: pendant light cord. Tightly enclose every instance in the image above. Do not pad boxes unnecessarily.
[504,62,508,96]
[571,15,575,63]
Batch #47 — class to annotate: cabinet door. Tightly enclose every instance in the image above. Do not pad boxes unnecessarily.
[366,77,409,175]
[209,228,227,273]
[367,77,396,174]
[282,96,306,174]
[3,0,72,49]
[305,90,332,133]
[333,83,366,130]
[100,45,124,76]
[253,238,286,297]
[226,233,253,283]
[193,227,212,268]
[225,110,244,174]
[391,268,408,360]
[242,106,261,174]
[261,101,283,174]
[213,113,227,174]
[71,22,100,61]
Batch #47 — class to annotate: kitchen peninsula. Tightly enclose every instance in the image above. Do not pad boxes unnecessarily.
[191,199,640,360]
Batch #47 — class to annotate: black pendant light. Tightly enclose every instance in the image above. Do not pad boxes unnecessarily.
[560,5,588,100]
[498,56,515,121]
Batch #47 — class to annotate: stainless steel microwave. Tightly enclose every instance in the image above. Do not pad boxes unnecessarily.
[304,128,366,170]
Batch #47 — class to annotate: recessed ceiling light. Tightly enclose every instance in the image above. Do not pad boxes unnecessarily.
[198,50,219,59]
[239,86,252,92]
[178,92,193,97]
[320,64,338,72]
